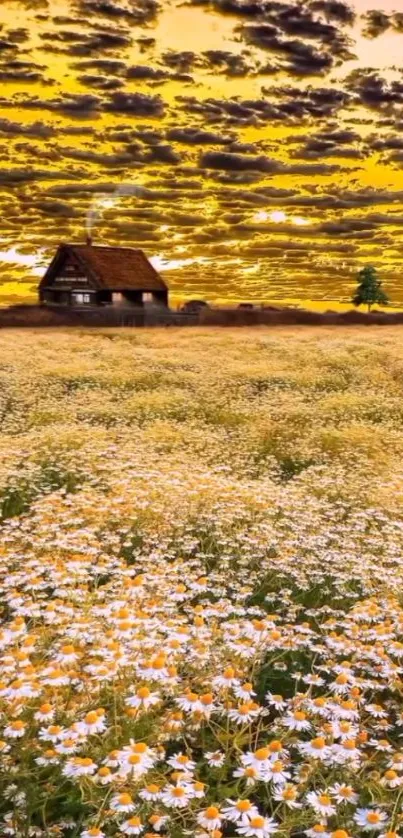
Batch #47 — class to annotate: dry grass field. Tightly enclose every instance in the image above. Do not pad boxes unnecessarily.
[2,326,403,838]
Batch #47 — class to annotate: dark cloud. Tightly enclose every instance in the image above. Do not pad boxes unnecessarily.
[147,144,181,164]
[361,10,403,39]
[0,119,54,138]
[57,147,140,166]
[175,90,348,126]
[308,0,355,24]
[346,69,403,111]
[126,65,168,81]
[199,150,341,174]
[75,0,159,25]
[5,28,30,44]
[161,50,200,73]
[104,92,165,116]
[361,10,390,39]
[290,129,363,159]
[0,60,50,83]
[0,93,101,117]
[370,135,403,152]
[33,199,78,216]
[137,37,156,51]
[202,50,254,77]
[318,219,377,236]
[385,151,403,167]
[40,27,132,56]
[0,90,166,119]
[261,85,350,119]
[240,25,335,76]
[131,127,165,145]
[71,59,127,74]
[211,171,264,184]
[294,145,363,160]
[77,73,123,89]
[176,95,277,126]
[0,169,79,185]
[166,127,234,145]
[60,126,96,136]
[195,0,356,76]
[0,38,19,53]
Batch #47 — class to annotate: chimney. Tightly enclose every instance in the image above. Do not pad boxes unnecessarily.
[86,235,92,246]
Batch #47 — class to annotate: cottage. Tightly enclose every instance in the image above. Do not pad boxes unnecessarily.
[39,241,169,309]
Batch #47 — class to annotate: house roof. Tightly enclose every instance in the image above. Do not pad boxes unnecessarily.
[41,244,167,291]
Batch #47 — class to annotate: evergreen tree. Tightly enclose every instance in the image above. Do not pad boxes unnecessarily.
[352,265,390,313]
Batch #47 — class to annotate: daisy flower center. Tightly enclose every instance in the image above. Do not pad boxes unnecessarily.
[255,747,270,760]
[251,817,265,828]
[137,687,151,698]
[133,743,147,753]
[236,800,252,812]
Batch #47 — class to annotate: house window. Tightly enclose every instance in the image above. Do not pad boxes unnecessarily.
[73,292,91,304]
[112,292,123,304]
[143,292,153,303]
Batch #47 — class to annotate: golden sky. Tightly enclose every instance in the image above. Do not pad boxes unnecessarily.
[1,0,403,305]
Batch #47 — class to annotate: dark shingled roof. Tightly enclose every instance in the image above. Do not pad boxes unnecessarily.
[41,244,167,291]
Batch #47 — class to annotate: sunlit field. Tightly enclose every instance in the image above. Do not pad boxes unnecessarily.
[3,326,403,838]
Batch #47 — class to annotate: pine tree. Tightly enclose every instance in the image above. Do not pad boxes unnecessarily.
[352,266,390,313]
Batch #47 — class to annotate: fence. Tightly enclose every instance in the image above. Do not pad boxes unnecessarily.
[0,306,199,328]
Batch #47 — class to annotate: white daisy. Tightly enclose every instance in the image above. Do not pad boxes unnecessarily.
[110,793,136,813]
[305,826,330,838]
[167,752,196,772]
[273,785,302,808]
[328,783,358,805]
[222,799,260,825]
[354,809,388,831]
[197,806,223,831]
[237,815,278,837]
[306,792,337,818]
[138,784,161,801]
[63,758,97,777]
[161,783,192,808]
[205,750,225,768]
[125,686,160,710]
[281,710,312,731]
[120,816,144,835]
[299,737,331,761]
[266,693,287,711]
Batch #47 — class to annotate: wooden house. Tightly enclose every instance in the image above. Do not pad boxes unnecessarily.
[39,241,169,308]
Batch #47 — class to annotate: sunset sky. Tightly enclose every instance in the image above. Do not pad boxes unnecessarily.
[1,0,403,306]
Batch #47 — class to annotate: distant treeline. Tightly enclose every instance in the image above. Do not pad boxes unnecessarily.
[1,304,403,328]
[199,307,403,326]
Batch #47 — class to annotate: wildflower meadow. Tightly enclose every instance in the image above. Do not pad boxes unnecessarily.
[2,325,403,838]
